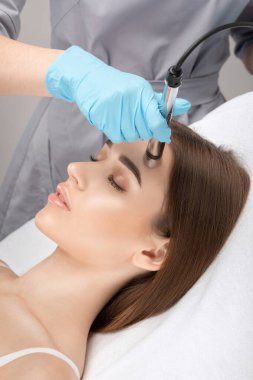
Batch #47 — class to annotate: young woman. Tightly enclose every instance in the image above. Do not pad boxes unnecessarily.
[0,120,250,380]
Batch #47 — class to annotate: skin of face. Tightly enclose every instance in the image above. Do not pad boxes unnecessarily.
[35,139,174,276]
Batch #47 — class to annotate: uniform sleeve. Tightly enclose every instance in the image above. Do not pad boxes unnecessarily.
[230,0,253,60]
[0,0,26,39]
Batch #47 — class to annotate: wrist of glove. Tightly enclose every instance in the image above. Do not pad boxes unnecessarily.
[45,46,100,103]
[45,45,191,143]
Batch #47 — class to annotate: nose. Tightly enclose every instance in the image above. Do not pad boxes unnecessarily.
[67,162,87,190]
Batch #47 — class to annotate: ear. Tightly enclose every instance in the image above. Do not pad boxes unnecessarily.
[132,238,170,272]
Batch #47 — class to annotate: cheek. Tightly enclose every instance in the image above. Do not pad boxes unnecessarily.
[71,193,146,239]
[72,195,151,267]
[34,189,156,268]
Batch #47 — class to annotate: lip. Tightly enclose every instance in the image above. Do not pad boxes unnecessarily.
[48,192,70,211]
[55,183,71,211]
[48,183,71,211]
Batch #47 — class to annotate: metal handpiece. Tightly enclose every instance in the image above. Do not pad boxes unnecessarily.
[143,68,181,168]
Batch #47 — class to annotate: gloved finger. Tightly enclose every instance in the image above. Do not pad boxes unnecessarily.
[154,91,167,118]
[134,97,153,141]
[145,96,171,143]
[154,92,191,117]
[89,98,124,144]
[120,99,140,142]
[107,125,125,144]
[121,124,139,143]
[172,98,191,116]
[152,124,171,143]
[122,90,155,142]
[136,115,153,141]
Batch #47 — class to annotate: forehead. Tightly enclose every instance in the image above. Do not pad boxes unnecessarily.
[102,140,174,191]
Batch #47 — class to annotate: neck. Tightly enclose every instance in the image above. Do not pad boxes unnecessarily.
[13,247,133,358]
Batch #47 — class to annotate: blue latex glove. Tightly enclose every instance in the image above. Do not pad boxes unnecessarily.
[46,45,191,144]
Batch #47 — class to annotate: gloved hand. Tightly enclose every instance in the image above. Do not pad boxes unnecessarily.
[46,45,191,144]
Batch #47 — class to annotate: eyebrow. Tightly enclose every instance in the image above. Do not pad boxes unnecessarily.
[105,139,142,187]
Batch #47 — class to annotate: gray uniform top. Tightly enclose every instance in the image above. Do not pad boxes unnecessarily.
[0,0,252,240]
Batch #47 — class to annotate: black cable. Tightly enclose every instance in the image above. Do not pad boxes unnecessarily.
[174,21,253,72]
[147,21,253,166]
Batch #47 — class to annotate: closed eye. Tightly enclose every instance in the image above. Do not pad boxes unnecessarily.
[91,139,142,188]
[89,154,125,193]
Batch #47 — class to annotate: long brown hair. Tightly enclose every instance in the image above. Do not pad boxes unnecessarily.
[90,119,250,333]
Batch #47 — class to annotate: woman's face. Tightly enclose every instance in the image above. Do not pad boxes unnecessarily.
[35,140,173,272]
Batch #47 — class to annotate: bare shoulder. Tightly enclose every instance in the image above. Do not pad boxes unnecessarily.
[0,353,78,380]
[0,293,77,378]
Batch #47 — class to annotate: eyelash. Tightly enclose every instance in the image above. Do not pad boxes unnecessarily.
[89,154,125,193]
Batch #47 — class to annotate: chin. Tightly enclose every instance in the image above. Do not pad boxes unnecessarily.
[34,204,59,244]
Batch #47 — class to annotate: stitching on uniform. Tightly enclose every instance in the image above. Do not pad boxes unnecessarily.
[51,0,81,32]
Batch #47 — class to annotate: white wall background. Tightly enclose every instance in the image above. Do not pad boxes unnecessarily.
[0,1,253,185]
